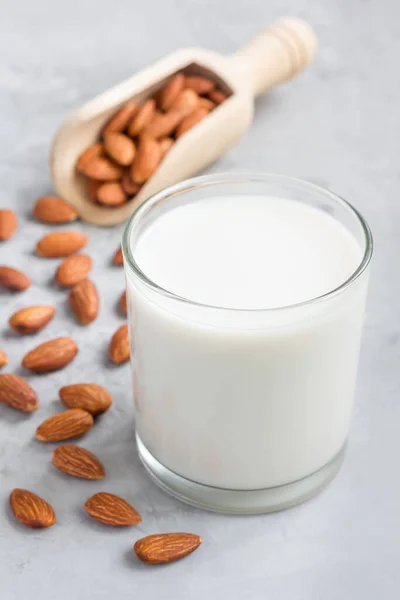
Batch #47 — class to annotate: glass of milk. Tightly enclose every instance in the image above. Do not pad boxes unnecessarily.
[122,173,373,514]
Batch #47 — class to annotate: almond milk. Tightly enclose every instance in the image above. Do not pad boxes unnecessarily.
[123,175,372,511]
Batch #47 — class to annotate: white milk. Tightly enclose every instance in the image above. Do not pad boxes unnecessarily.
[126,194,369,490]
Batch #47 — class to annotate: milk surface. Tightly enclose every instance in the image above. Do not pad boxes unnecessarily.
[127,194,368,490]
[135,195,362,309]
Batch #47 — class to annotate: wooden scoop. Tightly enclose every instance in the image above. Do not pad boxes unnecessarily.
[51,17,317,226]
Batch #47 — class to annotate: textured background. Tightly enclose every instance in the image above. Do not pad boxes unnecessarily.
[0,0,399,598]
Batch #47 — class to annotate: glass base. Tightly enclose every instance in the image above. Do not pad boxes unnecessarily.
[136,435,346,515]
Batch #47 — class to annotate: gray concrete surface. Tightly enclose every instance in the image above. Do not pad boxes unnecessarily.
[0,0,399,598]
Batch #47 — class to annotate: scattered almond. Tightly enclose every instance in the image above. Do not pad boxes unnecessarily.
[9,305,55,334]
[185,75,215,95]
[128,99,156,137]
[134,533,202,564]
[52,445,105,480]
[0,349,8,369]
[208,89,228,105]
[22,337,78,373]
[121,173,142,196]
[69,279,99,325]
[36,231,88,258]
[158,73,185,111]
[104,133,136,166]
[76,143,104,172]
[176,107,209,138]
[10,489,56,529]
[109,324,130,364]
[59,383,112,415]
[0,374,39,412]
[119,290,127,315]
[36,408,93,442]
[0,266,31,291]
[33,196,78,224]
[0,209,18,240]
[113,246,123,265]
[131,135,162,184]
[84,492,141,526]
[103,100,138,135]
[56,253,92,287]
[79,156,123,181]
[97,182,127,207]
[143,110,185,139]
[169,88,199,115]
[159,137,174,158]
[86,178,102,203]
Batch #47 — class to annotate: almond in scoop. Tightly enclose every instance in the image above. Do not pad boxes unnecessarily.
[97,182,127,206]
[130,135,162,184]
[103,132,136,166]
[128,99,156,137]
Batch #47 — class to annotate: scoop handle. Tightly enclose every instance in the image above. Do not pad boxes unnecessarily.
[232,18,317,97]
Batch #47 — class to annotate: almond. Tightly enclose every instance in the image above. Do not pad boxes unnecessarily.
[33,196,78,224]
[104,132,136,166]
[0,209,18,240]
[56,253,92,287]
[10,489,56,528]
[134,533,202,564]
[103,100,138,135]
[185,75,215,95]
[175,108,208,138]
[119,290,127,315]
[84,492,141,526]
[169,89,199,115]
[9,305,55,334]
[52,445,105,480]
[22,337,78,373]
[97,182,127,207]
[79,156,123,181]
[0,374,39,412]
[121,173,142,196]
[86,179,102,203]
[69,279,99,325]
[113,246,123,265]
[0,266,31,291]
[36,408,93,442]
[143,110,185,139]
[36,231,88,258]
[59,383,112,415]
[159,137,174,158]
[198,97,216,111]
[158,73,185,111]
[77,143,104,172]
[109,324,130,364]
[0,349,8,369]
[208,89,228,105]
[130,135,162,184]
[128,99,156,137]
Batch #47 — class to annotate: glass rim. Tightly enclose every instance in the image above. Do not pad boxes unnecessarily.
[122,172,373,313]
